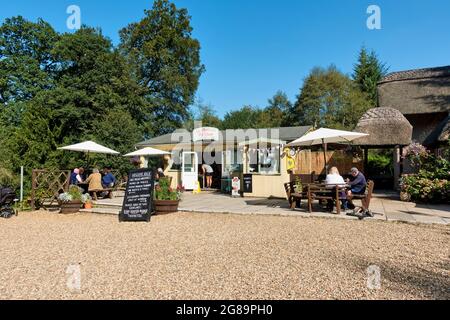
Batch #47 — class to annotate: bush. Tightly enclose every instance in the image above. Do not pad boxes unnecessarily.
[400,143,450,203]
[0,167,19,188]
[400,175,450,203]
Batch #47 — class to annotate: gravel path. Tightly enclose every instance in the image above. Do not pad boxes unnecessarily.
[1,211,449,300]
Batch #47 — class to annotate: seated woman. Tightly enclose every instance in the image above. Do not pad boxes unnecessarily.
[325,167,346,212]
[85,168,103,199]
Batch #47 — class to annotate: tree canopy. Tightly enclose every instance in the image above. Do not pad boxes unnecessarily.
[0,0,204,185]
[353,46,389,107]
[291,66,372,130]
[119,0,204,135]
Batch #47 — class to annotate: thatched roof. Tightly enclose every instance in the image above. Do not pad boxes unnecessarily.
[438,116,450,142]
[377,66,450,115]
[354,108,413,146]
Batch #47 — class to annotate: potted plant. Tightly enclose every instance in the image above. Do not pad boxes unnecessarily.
[82,193,93,209]
[154,178,184,215]
[58,185,84,214]
[293,176,303,193]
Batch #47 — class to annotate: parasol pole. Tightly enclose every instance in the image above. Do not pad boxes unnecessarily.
[322,138,328,174]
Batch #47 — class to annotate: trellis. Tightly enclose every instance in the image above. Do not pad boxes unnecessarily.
[31,169,71,210]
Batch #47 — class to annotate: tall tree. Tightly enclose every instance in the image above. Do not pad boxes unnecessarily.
[12,27,147,172]
[119,0,205,135]
[221,106,262,130]
[262,91,292,127]
[292,66,371,130]
[353,47,388,107]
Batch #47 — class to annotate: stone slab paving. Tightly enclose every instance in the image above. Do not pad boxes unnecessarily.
[89,191,449,225]
[178,192,449,225]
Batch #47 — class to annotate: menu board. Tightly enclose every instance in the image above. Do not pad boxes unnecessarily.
[119,169,154,222]
[243,174,253,193]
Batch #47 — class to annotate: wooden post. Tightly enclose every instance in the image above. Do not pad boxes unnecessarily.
[363,148,369,175]
[31,169,36,211]
[393,146,401,191]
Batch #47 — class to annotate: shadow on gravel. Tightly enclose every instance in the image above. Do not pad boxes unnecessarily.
[341,254,450,299]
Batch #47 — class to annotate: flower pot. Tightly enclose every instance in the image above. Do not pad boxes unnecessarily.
[59,200,82,214]
[84,202,93,209]
[154,199,179,215]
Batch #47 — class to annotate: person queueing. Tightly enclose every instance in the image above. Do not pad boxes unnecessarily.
[346,167,367,210]
[202,164,214,189]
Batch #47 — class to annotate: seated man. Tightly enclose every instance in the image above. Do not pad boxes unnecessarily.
[102,167,116,188]
[346,167,367,209]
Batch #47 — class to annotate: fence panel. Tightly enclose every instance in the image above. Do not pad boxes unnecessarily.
[31,169,71,210]
[294,150,362,176]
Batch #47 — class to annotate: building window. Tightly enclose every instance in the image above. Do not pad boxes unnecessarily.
[248,146,280,174]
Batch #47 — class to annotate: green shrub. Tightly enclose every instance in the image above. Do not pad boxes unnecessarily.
[400,142,450,203]
[0,167,19,188]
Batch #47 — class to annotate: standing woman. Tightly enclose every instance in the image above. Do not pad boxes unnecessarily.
[202,164,214,189]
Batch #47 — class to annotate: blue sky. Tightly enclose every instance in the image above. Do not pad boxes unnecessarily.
[1,0,450,117]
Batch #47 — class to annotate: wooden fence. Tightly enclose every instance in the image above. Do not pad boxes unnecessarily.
[293,150,363,176]
[31,169,71,210]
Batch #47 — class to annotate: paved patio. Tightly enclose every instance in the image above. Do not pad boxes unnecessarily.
[93,191,450,225]
[177,191,450,225]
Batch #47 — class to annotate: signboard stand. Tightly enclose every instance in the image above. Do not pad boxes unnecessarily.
[243,174,253,193]
[119,168,155,222]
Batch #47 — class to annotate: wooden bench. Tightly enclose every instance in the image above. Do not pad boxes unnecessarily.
[89,188,113,201]
[349,180,375,212]
[284,182,307,210]
[307,184,347,215]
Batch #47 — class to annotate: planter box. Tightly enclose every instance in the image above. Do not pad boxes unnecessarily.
[59,200,82,214]
[154,199,179,215]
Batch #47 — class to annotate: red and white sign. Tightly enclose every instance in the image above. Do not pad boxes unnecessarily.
[193,127,220,142]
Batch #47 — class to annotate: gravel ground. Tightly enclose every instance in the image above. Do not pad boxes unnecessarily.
[0,210,449,300]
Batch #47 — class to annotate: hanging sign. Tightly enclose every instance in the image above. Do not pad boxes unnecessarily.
[119,168,154,222]
[193,127,220,142]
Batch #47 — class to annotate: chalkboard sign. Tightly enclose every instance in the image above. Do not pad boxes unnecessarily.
[119,168,154,222]
[243,174,253,193]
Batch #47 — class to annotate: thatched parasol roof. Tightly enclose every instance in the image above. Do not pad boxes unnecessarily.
[354,108,413,146]
[377,65,450,115]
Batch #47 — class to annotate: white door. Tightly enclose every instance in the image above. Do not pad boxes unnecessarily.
[182,152,198,190]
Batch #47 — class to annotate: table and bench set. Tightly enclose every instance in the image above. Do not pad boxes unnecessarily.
[284,179,374,215]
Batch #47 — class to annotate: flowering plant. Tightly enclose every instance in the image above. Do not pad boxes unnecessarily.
[58,185,91,203]
[155,178,184,201]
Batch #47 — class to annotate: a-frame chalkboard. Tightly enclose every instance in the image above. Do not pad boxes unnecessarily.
[119,168,154,222]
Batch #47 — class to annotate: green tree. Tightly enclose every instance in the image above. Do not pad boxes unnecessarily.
[292,66,371,129]
[119,0,205,135]
[353,47,388,107]
[262,91,292,127]
[12,27,146,173]
[221,106,262,130]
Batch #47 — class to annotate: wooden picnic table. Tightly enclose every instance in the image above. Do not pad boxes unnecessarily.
[306,183,350,215]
